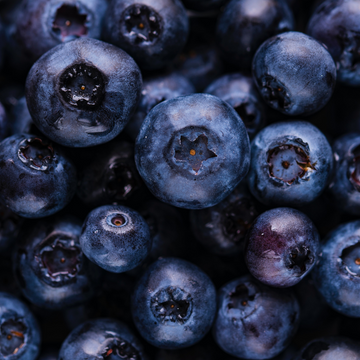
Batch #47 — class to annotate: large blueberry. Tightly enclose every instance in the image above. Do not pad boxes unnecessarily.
[0,134,77,218]
[247,121,333,207]
[135,94,250,209]
[252,31,336,116]
[212,275,300,359]
[131,257,216,349]
[25,37,142,147]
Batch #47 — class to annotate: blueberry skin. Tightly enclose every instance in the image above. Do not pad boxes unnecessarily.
[0,292,41,360]
[245,208,320,288]
[205,73,266,139]
[216,0,294,70]
[0,134,77,218]
[252,31,336,116]
[247,121,333,207]
[329,133,360,216]
[131,257,217,349]
[212,275,300,359]
[308,0,360,86]
[135,94,251,209]
[58,318,147,360]
[14,216,101,310]
[80,205,152,273]
[126,73,195,141]
[294,337,360,360]
[312,220,360,317]
[103,0,189,70]
[25,37,142,147]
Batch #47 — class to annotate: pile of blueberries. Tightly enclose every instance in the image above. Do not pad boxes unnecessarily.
[2,0,360,359]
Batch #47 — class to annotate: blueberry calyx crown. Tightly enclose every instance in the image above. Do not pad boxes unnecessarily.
[106,213,128,228]
[59,63,105,111]
[122,4,162,45]
[0,318,26,357]
[227,283,256,311]
[286,245,313,274]
[151,287,193,325]
[259,75,291,111]
[18,137,54,171]
[101,337,140,360]
[340,240,360,277]
[348,145,360,191]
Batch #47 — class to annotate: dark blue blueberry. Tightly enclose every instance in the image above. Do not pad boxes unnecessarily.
[212,275,300,359]
[216,0,294,70]
[80,205,152,273]
[126,73,195,141]
[11,97,37,136]
[294,337,360,360]
[0,292,41,360]
[25,37,142,147]
[58,318,147,360]
[135,94,250,209]
[329,133,360,216]
[181,0,228,11]
[247,121,333,207]
[312,220,360,317]
[244,207,320,288]
[204,73,266,139]
[308,0,360,86]
[131,257,216,349]
[103,0,189,70]
[0,204,23,251]
[0,134,77,218]
[252,31,336,116]
[14,216,101,310]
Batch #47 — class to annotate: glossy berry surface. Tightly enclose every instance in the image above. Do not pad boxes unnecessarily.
[131,257,216,349]
[135,94,250,209]
[0,134,77,218]
[247,121,333,207]
[58,318,147,360]
[252,31,336,116]
[80,205,152,273]
[212,275,300,359]
[25,37,142,147]
[245,207,320,288]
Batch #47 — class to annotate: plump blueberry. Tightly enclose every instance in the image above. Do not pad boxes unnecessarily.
[14,216,101,310]
[0,205,23,251]
[252,31,336,116]
[25,37,142,147]
[247,121,333,207]
[329,133,360,216]
[103,0,188,70]
[190,183,259,257]
[0,292,41,360]
[212,275,300,359]
[245,208,320,288]
[205,73,266,139]
[294,337,360,360]
[80,205,152,273]
[308,0,360,86]
[58,318,147,360]
[132,257,216,349]
[0,134,77,218]
[135,94,250,209]
[312,220,360,317]
[126,73,195,141]
[11,97,37,136]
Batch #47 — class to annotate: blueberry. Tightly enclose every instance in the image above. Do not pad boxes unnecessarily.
[212,275,300,359]
[135,94,250,209]
[14,216,101,310]
[312,220,360,317]
[245,207,320,288]
[11,97,37,136]
[126,73,195,141]
[247,121,333,207]
[217,0,294,70]
[204,73,266,139]
[252,31,336,116]
[131,257,216,349]
[0,292,41,360]
[58,318,147,360]
[25,37,142,147]
[308,0,360,86]
[80,205,152,273]
[103,0,189,70]
[0,134,77,218]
